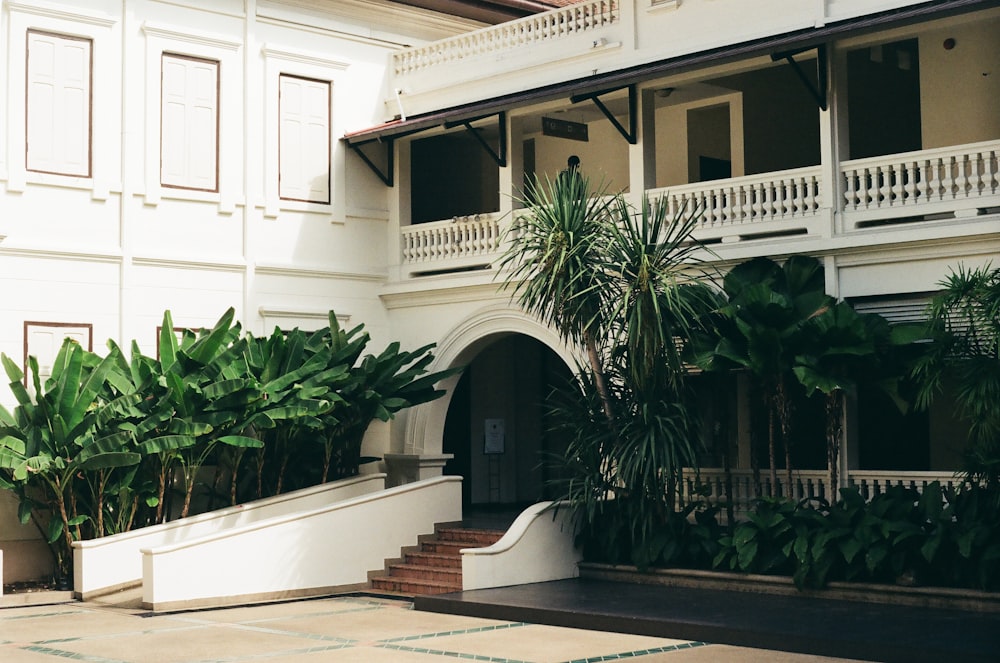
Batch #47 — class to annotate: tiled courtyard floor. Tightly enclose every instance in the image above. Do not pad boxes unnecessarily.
[0,594,859,662]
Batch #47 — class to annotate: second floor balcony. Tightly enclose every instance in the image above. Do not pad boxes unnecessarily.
[399,138,1000,277]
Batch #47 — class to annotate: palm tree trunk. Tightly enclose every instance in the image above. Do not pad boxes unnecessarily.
[584,332,614,423]
[826,391,843,500]
[767,401,778,498]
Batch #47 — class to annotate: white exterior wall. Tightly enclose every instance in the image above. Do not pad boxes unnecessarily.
[0,0,479,582]
[1,0,998,581]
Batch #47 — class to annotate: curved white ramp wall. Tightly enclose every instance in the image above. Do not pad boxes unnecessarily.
[462,501,581,591]
[74,474,386,599]
[142,476,462,611]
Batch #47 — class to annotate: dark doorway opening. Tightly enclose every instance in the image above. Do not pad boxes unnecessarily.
[441,335,572,512]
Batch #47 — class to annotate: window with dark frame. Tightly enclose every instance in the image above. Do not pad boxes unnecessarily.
[25,30,93,177]
[161,52,220,192]
[278,73,331,204]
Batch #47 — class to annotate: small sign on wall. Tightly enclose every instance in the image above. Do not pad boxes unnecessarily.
[484,418,505,454]
[542,116,589,142]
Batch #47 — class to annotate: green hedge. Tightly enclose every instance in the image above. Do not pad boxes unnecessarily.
[580,482,1000,592]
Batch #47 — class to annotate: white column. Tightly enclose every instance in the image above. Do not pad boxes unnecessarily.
[818,45,849,237]
[627,88,656,208]
[388,139,411,281]
[500,115,523,215]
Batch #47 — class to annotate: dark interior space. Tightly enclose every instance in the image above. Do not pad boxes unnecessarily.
[411,132,500,224]
[847,39,922,159]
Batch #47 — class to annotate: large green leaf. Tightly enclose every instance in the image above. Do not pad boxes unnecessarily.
[217,435,264,449]
[136,434,197,454]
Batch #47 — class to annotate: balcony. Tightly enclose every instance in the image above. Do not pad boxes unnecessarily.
[398,139,1000,277]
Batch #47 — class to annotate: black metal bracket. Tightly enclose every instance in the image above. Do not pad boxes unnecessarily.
[570,84,637,144]
[773,44,828,111]
[443,111,507,167]
[348,138,394,187]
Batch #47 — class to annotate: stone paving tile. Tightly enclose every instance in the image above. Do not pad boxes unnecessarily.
[408,622,695,663]
[0,595,857,663]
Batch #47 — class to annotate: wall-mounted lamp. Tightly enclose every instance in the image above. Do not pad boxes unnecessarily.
[655,87,675,98]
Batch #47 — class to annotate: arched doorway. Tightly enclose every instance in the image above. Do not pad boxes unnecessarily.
[441,334,573,510]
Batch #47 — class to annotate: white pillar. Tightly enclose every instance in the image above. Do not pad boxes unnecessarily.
[818,45,850,237]
[627,88,657,208]
[500,115,524,215]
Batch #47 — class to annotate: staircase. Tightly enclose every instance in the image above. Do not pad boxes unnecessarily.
[369,526,504,596]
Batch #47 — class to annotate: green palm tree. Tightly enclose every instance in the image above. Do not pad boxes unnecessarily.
[704,256,831,497]
[500,174,716,564]
[499,172,617,422]
[913,263,1000,489]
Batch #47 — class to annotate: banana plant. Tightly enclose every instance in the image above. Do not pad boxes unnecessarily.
[149,309,263,518]
[244,324,346,496]
[318,324,458,481]
[0,341,140,578]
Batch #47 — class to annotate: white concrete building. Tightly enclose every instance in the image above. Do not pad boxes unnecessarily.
[1,0,998,581]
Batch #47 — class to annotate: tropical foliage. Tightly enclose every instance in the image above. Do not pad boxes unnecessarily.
[0,308,453,582]
[912,263,1000,489]
[500,172,719,567]
[712,482,1000,591]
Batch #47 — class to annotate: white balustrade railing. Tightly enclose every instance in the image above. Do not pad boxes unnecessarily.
[393,0,619,76]
[401,213,504,267]
[841,139,1000,224]
[847,470,967,501]
[398,142,998,272]
[683,468,966,519]
[648,166,822,240]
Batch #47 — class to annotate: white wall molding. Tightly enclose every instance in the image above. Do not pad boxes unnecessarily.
[261,44,349,71]
[141,22,242,51]
[257,307,350,323]
[0,245,122,264]
[254,262,385,282]
[131,255,246,272]
[6,0,117,28]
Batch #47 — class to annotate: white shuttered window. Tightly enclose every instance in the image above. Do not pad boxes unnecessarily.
[26,31,92,177]
[279,74,330,204]
[23,322,93,388]
[161,53,219,191]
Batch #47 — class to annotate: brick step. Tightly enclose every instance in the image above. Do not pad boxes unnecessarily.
[386,563,462,583]
[370,525,508,596]
[370,576,461,595]
[403,551,462,568]
[419,540,480,556]
[436,527,504,546]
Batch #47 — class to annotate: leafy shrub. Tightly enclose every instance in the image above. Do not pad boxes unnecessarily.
[592,481,1000,592]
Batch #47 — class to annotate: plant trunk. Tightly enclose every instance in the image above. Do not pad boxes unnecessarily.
[321,441,333,484]
[155,459,168,524]
[208,464,223,511]
[254,447,266,500]
[95,470,105,537]
[275,454,289,495]
[776,378,794,498]
[229,449,245,506]
[180,466,196,519]
[767,402,777,498]
[51,481,74,579]
[584,332,614,423]
[826,391,843,500]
